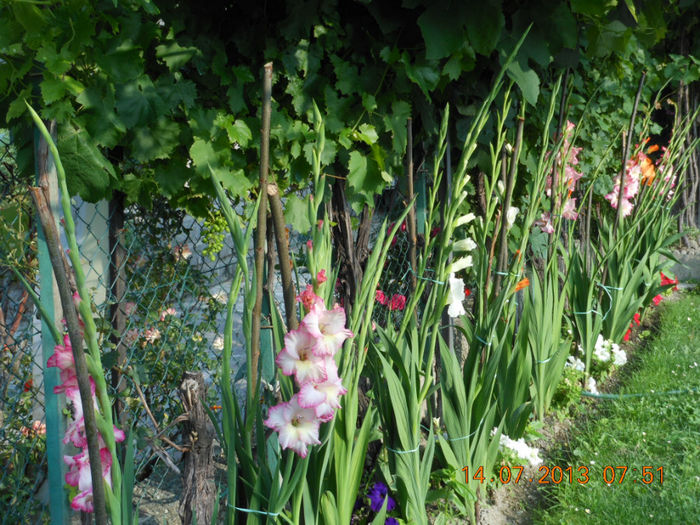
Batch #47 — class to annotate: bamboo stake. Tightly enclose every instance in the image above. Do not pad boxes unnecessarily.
[495,112,524,295]
[407,118,417,290]
[30,187,108,525]
[251,62,273,399]
[614,72,646,237]
[268,184,298,331]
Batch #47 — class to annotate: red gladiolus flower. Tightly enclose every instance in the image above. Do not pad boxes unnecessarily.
[375,290,388,306]
[389,294,406,311]
[633,313,641,326]
[652,294,663,306]
[623,329,631,342]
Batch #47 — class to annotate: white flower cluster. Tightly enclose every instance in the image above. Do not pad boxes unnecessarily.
[593,335,627,366]
[565,355,585,371]
[499,433,542,466]
[586,376,598,394]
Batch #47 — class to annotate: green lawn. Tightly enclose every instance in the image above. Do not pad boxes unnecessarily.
[535,289,700,524]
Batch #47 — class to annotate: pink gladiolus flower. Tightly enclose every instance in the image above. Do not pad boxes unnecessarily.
[47,334,74,372]
[65,448,114,512]
[561,198,578,220]
[389,294,406,311]
[306,240,313,251]
[276,327,329,385]
[316,269,327,284]
[264,395,321,458]
[297,284,324,311]
[535,212,554,234]
[375,290,388,306]
[302,304,354,357]
[297,363,347,421]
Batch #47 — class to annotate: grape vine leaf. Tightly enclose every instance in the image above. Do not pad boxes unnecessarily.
[57,124,116,202]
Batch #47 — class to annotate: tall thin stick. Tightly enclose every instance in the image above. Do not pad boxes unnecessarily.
[251,63,273,400]
[614,72,646,237]
[407,118,417,290]
[30,188,108,525]
[495,112,524,295]
[268,184,298,331]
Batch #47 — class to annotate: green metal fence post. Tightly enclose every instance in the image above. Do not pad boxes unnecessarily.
[34,124,69,524]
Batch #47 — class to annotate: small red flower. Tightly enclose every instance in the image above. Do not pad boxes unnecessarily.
[389,294,406,311]
[633,313,641,326]
[623,329,631,342]
[464,288,471,298]
[430,226,441,238]
[24,379,33,392]
[652,294,663,306]
[375,290,388,306]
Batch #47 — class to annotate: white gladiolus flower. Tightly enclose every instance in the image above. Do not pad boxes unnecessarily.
[497,180,505,196]
[455,213,476,227]
[213,336,225,351]
[506,206,519,228]
[454,238,477,252]
[456,190,469,207]
[446,273,466,318]
[450,256,473,273]
[586,376,599,394]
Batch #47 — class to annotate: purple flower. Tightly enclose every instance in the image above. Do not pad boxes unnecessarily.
[368,482,396,512]
[385,519,399,525]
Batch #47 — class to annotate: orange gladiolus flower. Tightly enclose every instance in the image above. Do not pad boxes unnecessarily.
[514,277,530,292]
[640,156,656,186]
[647,144,659,154]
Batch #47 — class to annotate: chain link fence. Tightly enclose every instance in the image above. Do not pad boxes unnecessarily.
[0,128,427,522]
[0,129,252,522]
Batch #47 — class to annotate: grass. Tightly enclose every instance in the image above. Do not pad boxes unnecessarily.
[534,289,700,524]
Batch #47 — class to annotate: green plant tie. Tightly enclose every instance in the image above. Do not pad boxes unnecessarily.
[419,423,481,442]
[228,505,280,517]
[572,283,621,320]
[573,307,601,316]
[582,387,699,399]
[386,445,420,454]
[403,267,445,285]
[494,270,521,277]
[475,335,492,346]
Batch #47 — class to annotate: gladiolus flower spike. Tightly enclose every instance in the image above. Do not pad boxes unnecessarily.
[266,270,352,457]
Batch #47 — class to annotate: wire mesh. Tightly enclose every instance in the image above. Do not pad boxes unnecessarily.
[0,127,249,521]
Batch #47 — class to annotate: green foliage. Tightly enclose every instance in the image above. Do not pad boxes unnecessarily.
[3,0,692,222]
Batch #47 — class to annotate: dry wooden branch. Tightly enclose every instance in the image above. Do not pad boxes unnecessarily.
[29,186,108,525]
[268,183,298,330]
[251,62,273,393]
